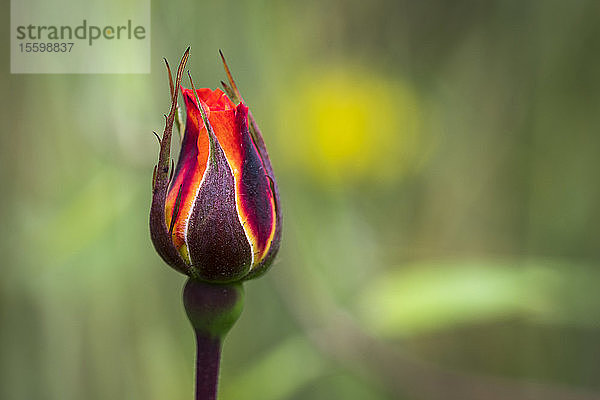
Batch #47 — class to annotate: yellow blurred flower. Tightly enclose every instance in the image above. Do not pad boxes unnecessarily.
[279,65,425,185]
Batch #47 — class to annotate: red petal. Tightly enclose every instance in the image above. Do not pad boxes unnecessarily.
[230,104,277,266]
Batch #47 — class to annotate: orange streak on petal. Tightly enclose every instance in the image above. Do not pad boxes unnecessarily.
[165,90,211,252]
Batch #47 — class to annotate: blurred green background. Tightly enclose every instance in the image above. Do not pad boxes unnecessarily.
[2,0,600,399]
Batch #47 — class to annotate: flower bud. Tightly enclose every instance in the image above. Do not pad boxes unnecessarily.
[150,51,281,283]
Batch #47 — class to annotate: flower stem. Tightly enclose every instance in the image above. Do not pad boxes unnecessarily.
[193,332,222,400]
[183,278,244,400]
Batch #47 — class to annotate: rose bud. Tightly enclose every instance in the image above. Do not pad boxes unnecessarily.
[150,50,281,283]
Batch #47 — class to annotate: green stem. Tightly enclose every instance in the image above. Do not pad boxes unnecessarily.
[183,279,244,400]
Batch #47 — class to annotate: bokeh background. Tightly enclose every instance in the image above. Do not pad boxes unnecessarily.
[2,0,600,399]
